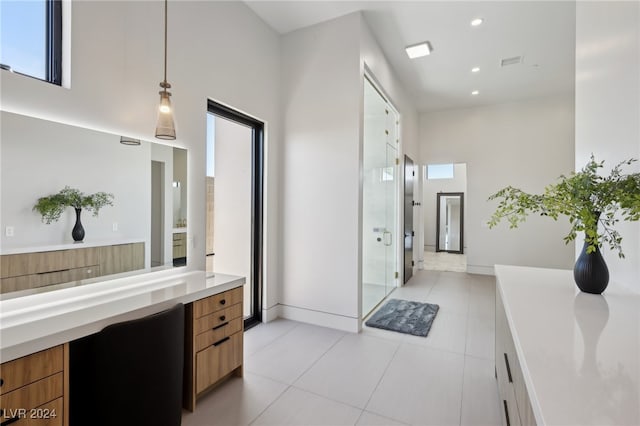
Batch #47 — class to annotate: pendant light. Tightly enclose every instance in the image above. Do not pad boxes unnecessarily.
[155,0,176,140]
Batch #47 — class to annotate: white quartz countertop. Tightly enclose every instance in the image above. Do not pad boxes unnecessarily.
[0,269,244,362]
[495,265,640,426]
[0,238,146,255]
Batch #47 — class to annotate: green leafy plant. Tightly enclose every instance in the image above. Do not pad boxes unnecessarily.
[33,186,114,224]
[488,156,640,258]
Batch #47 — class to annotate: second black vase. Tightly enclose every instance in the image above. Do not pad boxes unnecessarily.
[72,208,85,242]
[573,241,609,294]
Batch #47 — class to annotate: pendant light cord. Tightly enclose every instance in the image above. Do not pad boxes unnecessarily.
[163,0,168,85]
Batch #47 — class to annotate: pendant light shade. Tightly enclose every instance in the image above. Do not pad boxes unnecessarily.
[155,0,176,140]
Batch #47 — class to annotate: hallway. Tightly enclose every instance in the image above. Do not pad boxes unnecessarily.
[182,270,500,426]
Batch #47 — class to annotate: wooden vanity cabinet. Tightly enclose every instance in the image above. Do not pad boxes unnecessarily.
[184,286,243,411]
[0,243,144,294]
[0,345,69,426]
[172,233,187,261]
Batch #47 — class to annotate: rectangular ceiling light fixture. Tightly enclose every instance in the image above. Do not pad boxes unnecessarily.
[500,56,523,67]
[405,41,432,59]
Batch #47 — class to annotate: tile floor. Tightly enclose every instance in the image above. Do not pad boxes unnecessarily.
[423,252,467,273]
[182,270,501,426]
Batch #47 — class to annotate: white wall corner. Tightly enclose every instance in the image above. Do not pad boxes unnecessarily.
[279,305,360,333]
[262,304,281,323]
[466,264,496,276]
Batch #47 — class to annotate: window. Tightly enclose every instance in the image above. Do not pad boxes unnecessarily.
[0,0,62,85]
[427,163,454,180]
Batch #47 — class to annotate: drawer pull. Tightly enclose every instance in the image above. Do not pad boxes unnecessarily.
[0,378,3,387]
[36,268,70,275]
[504,353,513,383]
[212,336,230,347]
[212,321,229,331]
[503,400,511,426]
[220,315,226,321]
[220,299,226,305]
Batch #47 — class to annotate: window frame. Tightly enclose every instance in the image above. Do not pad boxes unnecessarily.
[426,163,455,180]
[46,0,63,85]
[1,0,62,85]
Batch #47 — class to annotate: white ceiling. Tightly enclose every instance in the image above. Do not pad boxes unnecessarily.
[245,1,576,113]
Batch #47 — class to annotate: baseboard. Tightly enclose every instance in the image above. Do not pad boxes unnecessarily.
[262,304,281,323]
[279,304,359,333]
[466,264,495,276]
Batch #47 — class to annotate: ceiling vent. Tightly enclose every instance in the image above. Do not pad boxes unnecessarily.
[500,56,523,67]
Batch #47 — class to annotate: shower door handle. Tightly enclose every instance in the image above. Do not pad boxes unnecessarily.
[383,231,392,246]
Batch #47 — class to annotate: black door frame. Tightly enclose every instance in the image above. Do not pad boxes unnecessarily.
[403,155,414,283]
[435,192,464,254]
[207,100,264,330]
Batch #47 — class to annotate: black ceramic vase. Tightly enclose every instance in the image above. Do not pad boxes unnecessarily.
[72,208,85,242]
[573,240,609,294]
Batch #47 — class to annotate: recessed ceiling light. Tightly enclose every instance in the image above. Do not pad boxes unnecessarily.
[471,90,479,95]
[471,67,480,73]
[471,18,484,26]
[405,41,432,59]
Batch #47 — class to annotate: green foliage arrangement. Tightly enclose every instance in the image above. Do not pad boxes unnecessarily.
[488,156,640,258]
[33,186,114,224]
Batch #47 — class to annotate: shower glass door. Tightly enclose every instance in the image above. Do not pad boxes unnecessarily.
[362,77,398,317]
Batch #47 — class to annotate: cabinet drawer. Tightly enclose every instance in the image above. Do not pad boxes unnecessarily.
[7,397,63,426]
[0,373,63,414]
[0,347,63,395]
[1,266,100,294]
[1,249,99,279]
[194,304,242,335]
[501,385,521,426]
[193,287,243,318]
[195,332,242,394]
[195,317,242,352]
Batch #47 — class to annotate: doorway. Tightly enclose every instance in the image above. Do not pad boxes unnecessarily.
[150,161,164,267]
[362,76,399,317]
[423,163,467,272]
[206,101,264,329]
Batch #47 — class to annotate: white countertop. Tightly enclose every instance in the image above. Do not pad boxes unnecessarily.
[0,238,146,255]
[495,265,640,426]
[0,269,244,362]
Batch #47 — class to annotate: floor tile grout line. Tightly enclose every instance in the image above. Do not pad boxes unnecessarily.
[361,339,402,414]
[289,383,367,412]
[458,351,469,426]
[247,383,292,426]
[245,321,302,357]
[288,331,348,386]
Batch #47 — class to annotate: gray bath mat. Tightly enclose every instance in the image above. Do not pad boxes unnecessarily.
[365,299,439,337]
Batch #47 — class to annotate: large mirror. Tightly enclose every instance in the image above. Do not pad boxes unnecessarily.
[0,111,187,296]
[436,192,464,253]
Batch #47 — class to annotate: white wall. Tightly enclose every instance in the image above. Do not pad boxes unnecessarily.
[419,95,576,274]
[150,143,175,266]
[278,12,419,331]
[0,1,281,315]
[212,116,252,315]
[172,147,187,227]
[423,163,467,252]
[575,2,640,293]
[280,13,362,331]
[1,112,150,259]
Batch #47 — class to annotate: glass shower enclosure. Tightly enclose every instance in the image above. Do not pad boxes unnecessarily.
[362,77,399,317]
